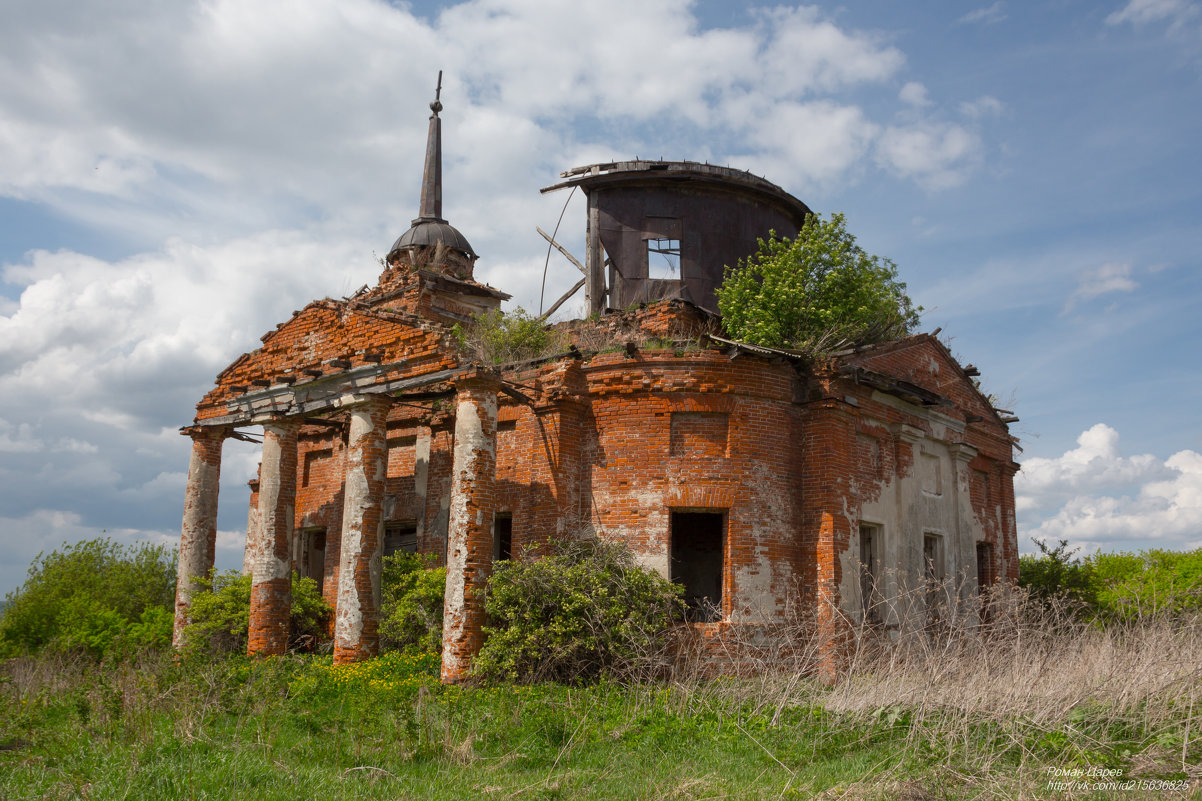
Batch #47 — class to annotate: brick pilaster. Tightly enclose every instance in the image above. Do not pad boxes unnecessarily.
[797,398,858,683]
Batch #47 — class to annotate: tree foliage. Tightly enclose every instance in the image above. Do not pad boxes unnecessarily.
[453,306,567,366]
[473,539,682,684]
[716,213,921,353]
[0,537,176,658]
[379,551,446,654]
[1019,539,1202,620]
[1018,538,1096,610]
[183,570,330,655]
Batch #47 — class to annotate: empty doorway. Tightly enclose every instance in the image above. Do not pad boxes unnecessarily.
[670,511,724,622]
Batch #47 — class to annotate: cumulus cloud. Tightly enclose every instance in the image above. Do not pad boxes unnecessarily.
[1062,263,1138,312]
[0,0,1003,596]
[0,0,984,235]
[899,82,932,108]
[1016,424,1202,553]
[875,121,982,189]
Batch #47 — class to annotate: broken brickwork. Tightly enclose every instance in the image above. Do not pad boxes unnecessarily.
[174,292,1019,672]
[173,87,1019,678]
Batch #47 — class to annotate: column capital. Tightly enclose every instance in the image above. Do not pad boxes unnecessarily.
[949,442,979,464]
[180,424,231,440]
[260,416,302,434]
[454,366,503,392]
[893,423,925,445]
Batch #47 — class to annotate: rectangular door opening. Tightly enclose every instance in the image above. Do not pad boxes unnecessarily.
[859,523,881,625]
[670,511,724,622]
[296,527,326,588]
[976,541,995,623]
[494,513,512,561]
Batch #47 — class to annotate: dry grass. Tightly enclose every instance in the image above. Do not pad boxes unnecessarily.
[650,581,1202,795]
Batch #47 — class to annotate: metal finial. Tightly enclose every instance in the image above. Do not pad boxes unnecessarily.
[430,70,443,115]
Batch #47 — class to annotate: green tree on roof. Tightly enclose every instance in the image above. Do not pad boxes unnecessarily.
[716,212,921,354]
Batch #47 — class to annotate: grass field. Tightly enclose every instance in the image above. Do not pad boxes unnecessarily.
[2,598,1200,800]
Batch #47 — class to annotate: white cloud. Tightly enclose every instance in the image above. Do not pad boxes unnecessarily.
[738,101,881,188]
[1017,424,1202,553]
[875,121,981,189]
[899,82,932,108]
[0,418,43,453]
[1063,262,1138,312]
[960,96,1004,120]
[1106,0,1199,27]
[959,3,1007,25]
[0,0,1007,597]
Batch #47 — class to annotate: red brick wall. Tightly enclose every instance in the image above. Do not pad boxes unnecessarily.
[218,304,1018,653]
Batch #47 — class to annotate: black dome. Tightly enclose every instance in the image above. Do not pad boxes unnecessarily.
[390,218,476,259]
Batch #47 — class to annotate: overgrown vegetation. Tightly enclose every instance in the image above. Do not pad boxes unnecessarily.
[379,552,445,654]
[3,580,1199,799]
[4,539,1201,797]
[453,305,567,365]
[1019,539,1202,620]
[716,212,922,354]
[0,538,176,659]
[183,570,331,655]
[472,539,682,683]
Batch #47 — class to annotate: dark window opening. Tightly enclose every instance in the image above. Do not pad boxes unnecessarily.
[297,527,326,587]
[977,541,995,623]
[497,420,517,433]
[859,524,881,625]
[494,514,512,561]
[923,532,944,627]
[670,511,724,622]
[647,238,681,279]
[976,542,994,588]
[383,522,418,556]
[923,533,943,581]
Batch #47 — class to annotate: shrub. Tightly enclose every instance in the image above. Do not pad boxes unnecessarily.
[473,539,682,684]
[1086,548,1202,620]
[0,537,176,658]
[183,570,330,655]
[379,551,446,654]
[453,306,567,365]
[1018,538,1096,611]
[1020,541,1202,621]
[716,212,921,354]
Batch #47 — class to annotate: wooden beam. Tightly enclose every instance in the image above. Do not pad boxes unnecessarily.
[535,226,585,274]
[499,383,536,406]
[585,194,605,315]
[539,277,585,321]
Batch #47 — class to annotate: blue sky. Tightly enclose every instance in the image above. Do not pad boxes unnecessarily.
[1,0,1200,597]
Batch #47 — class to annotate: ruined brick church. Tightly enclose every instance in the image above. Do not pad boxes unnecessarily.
[173,85,1019,682]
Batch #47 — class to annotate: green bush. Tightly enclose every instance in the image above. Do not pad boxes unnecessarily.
[379,551,446,654]
[1020,540,1202,621]
[183,570,330,655]
[0,537,177,658]
[453,306,566,365]
[473,539,682,684]
[716,212,921,354]
[1086,548,1202,619]
[1018,538,1096,611]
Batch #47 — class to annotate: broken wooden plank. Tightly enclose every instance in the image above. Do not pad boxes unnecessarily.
[536,226,586,274]
[540,277,585,320]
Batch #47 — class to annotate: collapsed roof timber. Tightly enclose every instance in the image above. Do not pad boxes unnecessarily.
[173,79,1020,683]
